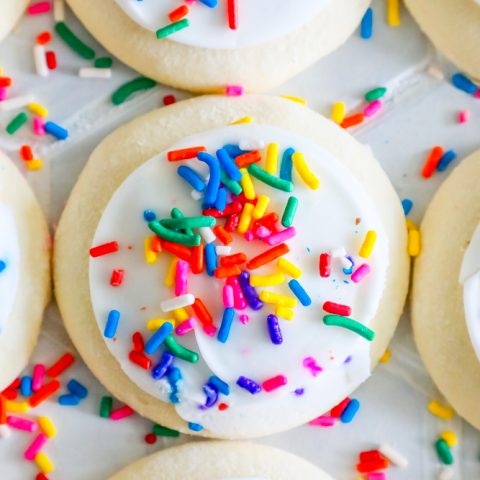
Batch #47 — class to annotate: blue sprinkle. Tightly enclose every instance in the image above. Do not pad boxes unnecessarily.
[208,375,230,396]
[217,308,235,343]
[143,209,156,222]
[214,187,227,211]
[343,256,355,275]
[360,8,373,39]
[452,73,478,94]
[437,149,457,172]
[223,144,249,157]
[20,376,32,397]
[188,422,204,432]
[44,121,69,140]
[279,147,294,182]
[58,394,80,406]
[144,322,174,355]
[67,379,88,399]
[340,399,360,423]
[205,243,217,277]
[401,198,413,216]
[177,165,206,192]
[197,151,221,208]
[288,279,312,306]
[167,366,182,404]
[217,148,242,181]
[202,383,218,408]
[104,310,120,338]
[152,352,174,380]
[0,260,6,273]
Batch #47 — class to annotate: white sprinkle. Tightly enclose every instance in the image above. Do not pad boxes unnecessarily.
[341,256,353,269]
[438,466,454,480]
[161,294,195,312]
[239,139,265,151]
[33,45,49,77]
[330,246,346,258]
[0,424,10,438]
[79,68,112,79]
[198,227,216,244]
[379,444,408,468]
[53,0,65,21]
[215,246,232,256]
[0,95,34,111]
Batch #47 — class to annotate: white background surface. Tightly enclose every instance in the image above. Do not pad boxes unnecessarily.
[1,1,480,479]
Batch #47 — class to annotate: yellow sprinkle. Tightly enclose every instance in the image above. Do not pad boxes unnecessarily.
[252,194,270,220]
[147,318,175,331]
[276,257,302,279]
[292,152,320,190]
[240,168,256,200]
[359,230,377,258]
[440,430,458,447]
[408,229,421,257]
[0,68,3,75]
[144,237,157,264]
[165,257,178,287]
[331,102,346,124]
[6,401,29,413]
[275,306,294,320]
[35,452,55,474]
[265,143,279,174]
[238,202,254,234]
[38,416,57,438]
[230,116,252,125]
[173,308,189,322]
[259,291,297,308]
[28,102,48,118]
[387,0,400,26]
[250,273,285,287]
[26,159,43,171]
[428,400,455,420]
[406,219,418,231]
[379,349,391,364]
[281,95,307,106]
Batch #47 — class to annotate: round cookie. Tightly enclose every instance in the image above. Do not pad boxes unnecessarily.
[109,441,333,480]
[0,0,28,43]
[0,150,51,390]
[412,149,480,429]
[404,0,480,81]
[65,0,370,93]
[54,95,409,438]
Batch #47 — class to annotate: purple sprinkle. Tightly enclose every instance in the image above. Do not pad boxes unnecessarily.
[202,383,219,408]
[294,388,305,396]
[267,314,283,345]
[344,355,353,364]
[237,375,262,394]
[151,352,174,380]
[238,271,263,311]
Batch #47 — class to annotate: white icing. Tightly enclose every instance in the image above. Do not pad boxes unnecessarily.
[89,124,389,436]
[0,203,20,334]
[115,0,329,49]
[460,223,480,360]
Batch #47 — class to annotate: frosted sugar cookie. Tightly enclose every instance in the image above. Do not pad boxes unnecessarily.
[109,441,332,480]
[0,0,28,43]
[0,150,51,390]
[405,0,480,80]
[65,0,370,92]
[54,95,409,438]
[412,149,480,429]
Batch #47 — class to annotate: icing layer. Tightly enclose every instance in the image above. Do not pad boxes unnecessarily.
[89,124,388,436]
[115,0,329,49]
[0,203,20,333]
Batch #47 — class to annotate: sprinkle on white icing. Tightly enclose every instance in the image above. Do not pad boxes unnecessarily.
[0,203,20,334]
[115,0,330,49]
[89,124,389,437]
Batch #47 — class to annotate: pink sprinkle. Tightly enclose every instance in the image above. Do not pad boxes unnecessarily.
[363,99,382,117]
[24,433,48,460]
[7,416,38,432]
[222,285,234,308]
[244,230,255,242]
[303,357,323,377]
[265,226,296,246]
[0,87,7,101]
[226,276,247,310]
[27,1,52,15]
[33,116,46,136]
[110,405,134,421]
[175,260,189,296]
[226,85,244,96]
[459,109,470,123]
[351,263,371,283]
[175,317,197,336]
[255,226,271,238]
[475,89,480,99]
[239,314,249,324]
[32,364,45,392]
[308,415,336,427]
[203,323,217,337]
[367,473,386,480]
[262,374,287,392]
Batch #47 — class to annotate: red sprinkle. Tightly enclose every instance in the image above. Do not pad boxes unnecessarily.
[36,32,52,45]
[235,150,262,168]
[191,244,205,274]
[359,450,383,463]
[45,51,57,70]
[341,113,365,129]
[224,213,239,232]
[163,94,176,106]
[246,243,289,270]
[227,0,238,29]
[330,397,350,418]
[46,353,75,377]
[356,458,389,473]
[252,212,278,232]
[110,269,125,286]
[319,253,331,278]
[90,241,119,257]
[29,380,61,407]
[145,432,157,444]
[36,474,49,480]
[128,351,152,370]
[162,240,192,261]
[168,5,189,22]
[0,395,7,424]
[0,77,12,88]
[323,301,351,316]
[218,402,229,410]
[132,332,144,353]
[167,146,206,162]
[20,145,34,161]
[421,145,444,178]
[203,201,243,218]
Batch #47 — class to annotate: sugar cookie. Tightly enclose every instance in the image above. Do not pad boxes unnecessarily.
[0,1,28,43]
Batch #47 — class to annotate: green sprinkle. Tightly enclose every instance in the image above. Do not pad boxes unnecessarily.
[152,424,180,437]
[281,196,298,227]
[6,112,28,135]
[111,77,157,105]
[94,57,113,68]
[171,208,193,236]
[160,216,216,229]
[220,170,243,196]
[55,22,95,60]
[99,396,113,418]
[156,19,190,39]
[323,315,375,341]
[165,335,199,363]
[247,164,293,193]
[435,439,453,465]
[148,220,200,246]
[364,87,387,102]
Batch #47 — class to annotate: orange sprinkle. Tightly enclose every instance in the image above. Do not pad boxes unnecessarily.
[341,113,364,129]
[214,264,242,279]
[220,252,247,266]
[0,395,6,424]
[246,243,290,270]
[20,145,33,161]
[151,236,162,253]
[421,146,444,178]
[36,31,52,45]
[213,225,232,245]
[235,150,262,168]
[29,380,61,408]
[168,5,189,22]
[191,244,205,274]
[167,146,206,162]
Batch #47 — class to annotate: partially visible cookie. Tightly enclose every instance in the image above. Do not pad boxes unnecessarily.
[0,151,51,390]
[0,0,28,43]
[109,441,333,480]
